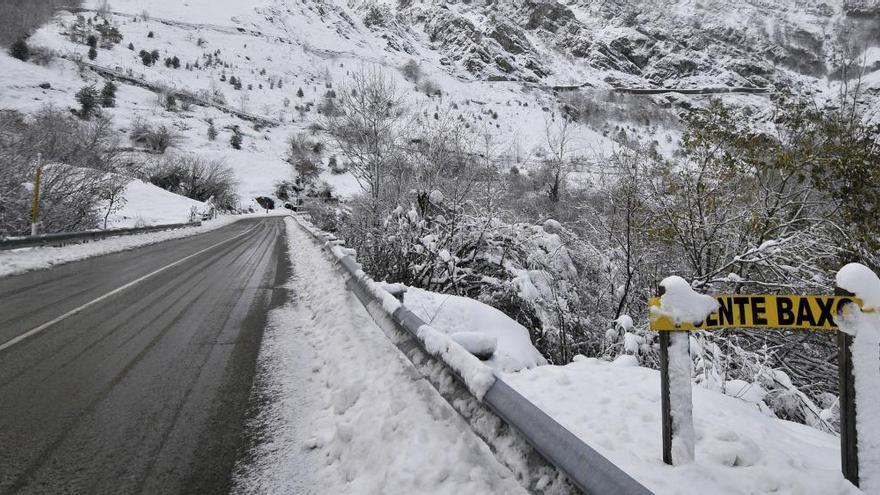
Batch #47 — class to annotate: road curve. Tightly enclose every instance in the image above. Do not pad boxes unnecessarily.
[0,217,288,494]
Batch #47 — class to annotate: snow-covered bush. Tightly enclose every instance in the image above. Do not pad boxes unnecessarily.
[402,286,546,371]
[0,107,126,235]
[399,59,421,82]
[143,155,238,209]
[311,69,878,433]
[312,189,606,363]
[285,133,323,183]
[129,118,181,153]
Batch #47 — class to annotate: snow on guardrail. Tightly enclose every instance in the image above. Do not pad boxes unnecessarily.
[0,221,201,251]
[288,213,652,495]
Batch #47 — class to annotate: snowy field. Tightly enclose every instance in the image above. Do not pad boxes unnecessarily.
[2,0,876,212]
[505,357,858,495]
[104,178,207,228]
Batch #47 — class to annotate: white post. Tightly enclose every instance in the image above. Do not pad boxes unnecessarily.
[666,331,695,464]
[836,263,880,491]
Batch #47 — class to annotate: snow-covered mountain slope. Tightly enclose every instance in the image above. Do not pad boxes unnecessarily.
[2,0,878,205]
[356,0,880,88]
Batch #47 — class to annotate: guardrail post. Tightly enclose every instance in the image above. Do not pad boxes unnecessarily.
[836,287,859,487]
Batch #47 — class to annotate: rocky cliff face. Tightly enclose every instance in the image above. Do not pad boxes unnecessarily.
[345,0,879,91]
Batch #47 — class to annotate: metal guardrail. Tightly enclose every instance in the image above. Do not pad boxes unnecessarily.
[0,222,202,251]
[290,214,652,495]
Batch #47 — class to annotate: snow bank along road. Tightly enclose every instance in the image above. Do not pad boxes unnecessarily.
[0,217,288,494]
[232,217,526,494]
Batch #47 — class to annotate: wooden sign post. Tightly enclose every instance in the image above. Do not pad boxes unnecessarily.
[836,288,859,486]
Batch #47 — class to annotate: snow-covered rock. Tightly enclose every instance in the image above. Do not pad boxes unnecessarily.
[402,286,546,372]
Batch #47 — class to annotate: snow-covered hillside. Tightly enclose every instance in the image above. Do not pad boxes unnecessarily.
[4,1,879,492]
[9,0,877,211]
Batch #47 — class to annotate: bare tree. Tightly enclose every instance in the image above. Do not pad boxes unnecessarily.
[543,117,579,203]
[102,175,129,229]
[323,67,410,206]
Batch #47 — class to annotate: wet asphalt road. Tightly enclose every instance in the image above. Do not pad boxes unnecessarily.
[0,217,288,494]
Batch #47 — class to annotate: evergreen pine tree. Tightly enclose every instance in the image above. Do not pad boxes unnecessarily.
[100,81,117,107]
[9,38,29,61]
[75,85,99,119]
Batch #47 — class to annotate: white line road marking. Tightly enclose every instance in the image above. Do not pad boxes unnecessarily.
[0,222,263,353]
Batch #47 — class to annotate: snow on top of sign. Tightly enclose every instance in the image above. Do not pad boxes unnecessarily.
[836,263,880,310]
[655,276,719,325]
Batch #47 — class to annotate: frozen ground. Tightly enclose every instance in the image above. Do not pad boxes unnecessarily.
[237,216,864,494]
[232,216,526,495]
[503,356,860,495]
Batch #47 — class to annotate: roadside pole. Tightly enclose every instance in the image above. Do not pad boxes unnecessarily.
[31,153,42,236]
[659,329,674,465]
[656,284,694,465]
[836,286,859,487]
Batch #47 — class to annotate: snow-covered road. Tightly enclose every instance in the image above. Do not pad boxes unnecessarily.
[232,217,526,494]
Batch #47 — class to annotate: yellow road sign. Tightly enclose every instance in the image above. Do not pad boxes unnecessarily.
[648,295,864,331]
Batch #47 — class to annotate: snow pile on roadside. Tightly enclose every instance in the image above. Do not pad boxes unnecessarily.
[290,216,499,398]
[105,179,208,228]
[403,286,546,372]
[836,263,880,492]
[503,357,860,495]
[416,324,497,400]
[449,332,497,358]
[0,214,259,278]
[233,217,526,495]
